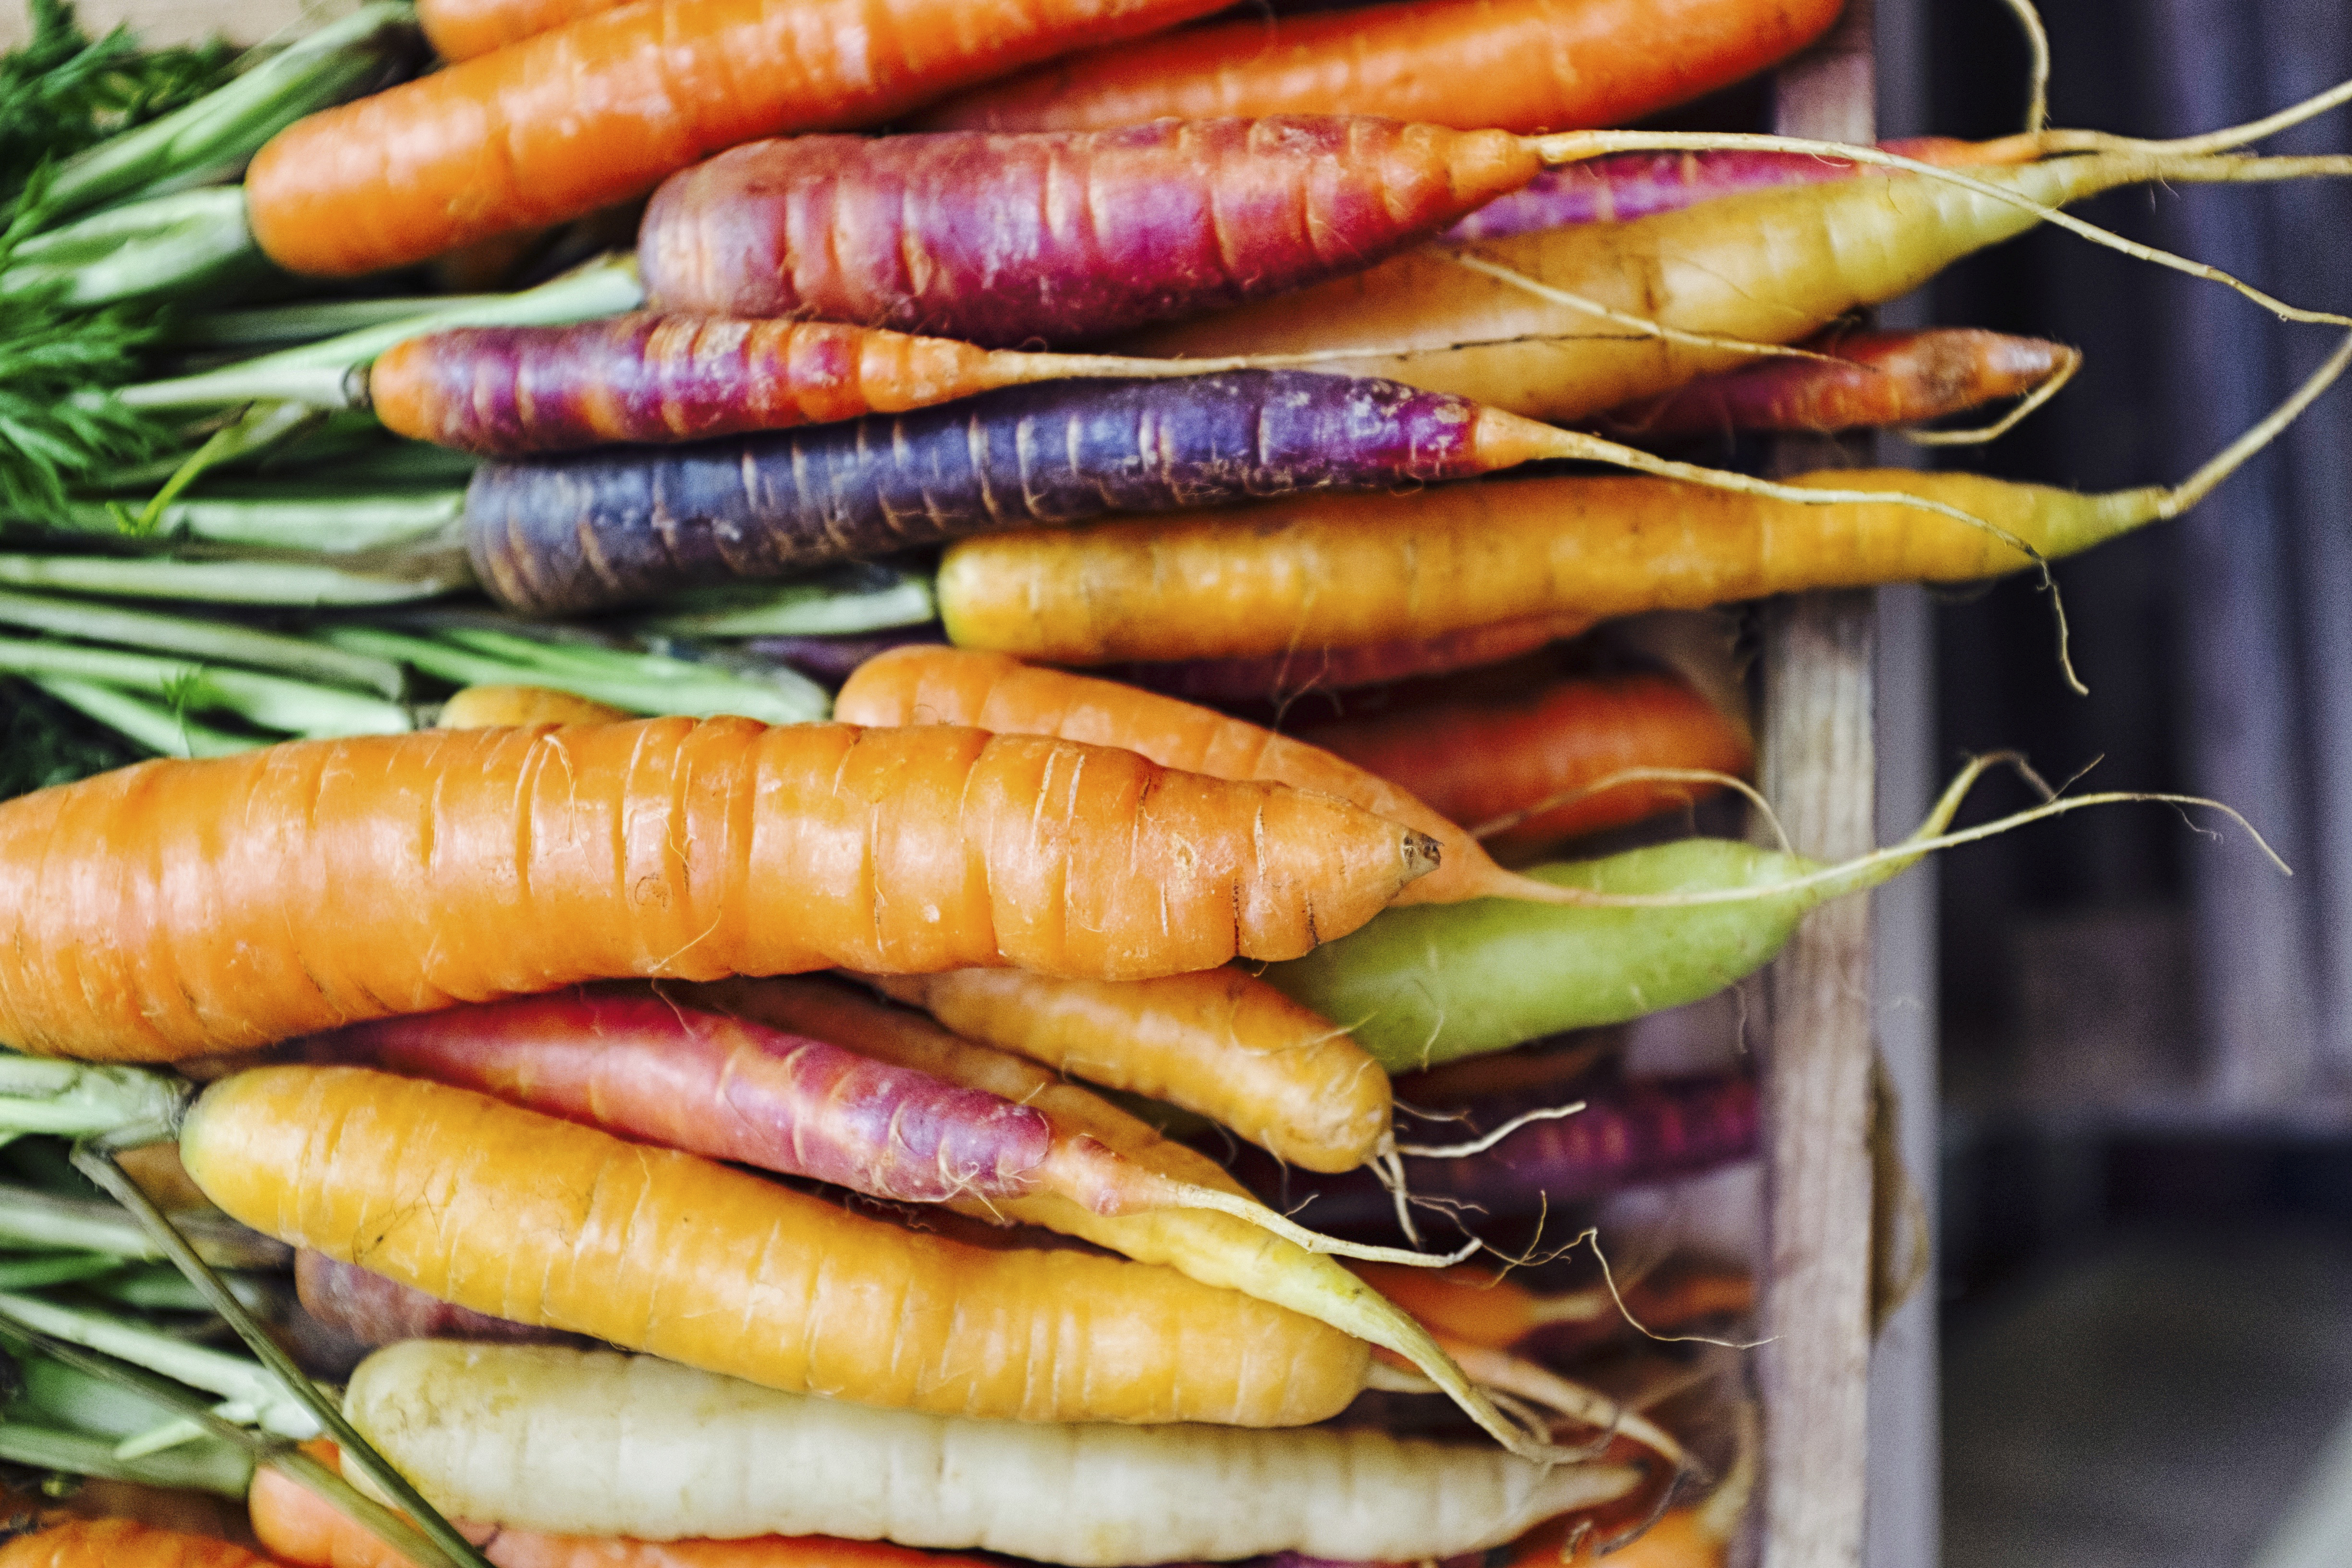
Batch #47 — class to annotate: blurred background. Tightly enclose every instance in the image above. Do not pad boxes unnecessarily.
[1870,0,2352,1563]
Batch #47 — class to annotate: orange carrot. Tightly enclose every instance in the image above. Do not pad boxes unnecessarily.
[1295,670,1753,855]
[0,720,1436,1062]
[834,644,1562,906]
[415,0,612,61]
[1593,327,2079,440]
[183,1064,1370,1425]
[0,1519,282,1568]
[245,0,1257,276]
[1354,1261,1755,1350]
[249,1442,1009,1568]
[432,686,627,727]
[918,0,1845,134]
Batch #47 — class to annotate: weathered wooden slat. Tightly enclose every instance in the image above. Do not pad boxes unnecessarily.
[1754,2,1882,1563]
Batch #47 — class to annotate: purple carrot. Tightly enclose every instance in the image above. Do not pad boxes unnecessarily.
[1441,136,2023,243]
[466,369,1567,615]
[638,118,1545,348]
[295,988,1055,1203]
[295,1250,587,1349]
[1238,1072,1759,1228]
[745,627,947,684]
[292,985,1416,1261]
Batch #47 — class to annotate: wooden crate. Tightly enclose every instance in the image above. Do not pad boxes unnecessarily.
[6,0,1928,1558]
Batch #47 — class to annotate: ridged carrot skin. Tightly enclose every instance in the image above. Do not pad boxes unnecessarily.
[296,1250,584,1348]
[243,0,1248,276]
[917,0,1842,135]
[1127,156,2155,425]
[465,371,1509,615]
[1296,670,1753,855]
[871,968,1389,1171]
[935,469,2158,662]
[371,317,1038,455]
[296,989,1055,1203]
[342,1342,1631,1563]
[637,119,1539,346]
[1595,328,2076,440]
[184,1066,1368,1425]
[1438,137,2026,242]
[0,720,1437,1061]
[0,1520,279,1568]
[835,645,1519,906]
[1116,614,1595,704]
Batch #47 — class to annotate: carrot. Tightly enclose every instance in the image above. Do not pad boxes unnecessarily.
[835,644,1599,907]
[636,119,1555,344]
[686,975,1565,1459]
[1592,328,2080,441]
[291,988,1424,1262]
[1352,1262,1753,1353]
[294,1251,588,1350]
[341,1342,1639,1564]
[465,368,1919,616]
[370,316,1433,455]
[1126,150,2345,424]
[1255,755,2178,1067]
[431,686,626,727]
[0,1519,282,1568]
[1115,614,1596,706]
[183,1064,1369,1426]
[934,330,2352,662]
[867,968,1390,1172]
[242,0,1249,276]
[414,0,612,62]
[0,720,1435,1062]
[1437,137,2038,244]
[1295,670,1752,856]
[915,0,1842,134]
[249,1441,1009,1568]
[1246,1072,1760,1225]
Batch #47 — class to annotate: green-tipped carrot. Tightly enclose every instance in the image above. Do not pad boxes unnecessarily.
[1264,760,2286,1068]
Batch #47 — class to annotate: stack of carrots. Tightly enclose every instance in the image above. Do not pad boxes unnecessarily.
[6,0,2352,1564]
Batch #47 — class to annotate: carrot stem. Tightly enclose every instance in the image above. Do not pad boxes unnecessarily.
[69,1143,498,1568]
[636,569,936,638]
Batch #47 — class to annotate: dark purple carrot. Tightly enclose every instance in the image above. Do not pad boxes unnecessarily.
[1238,1072,1759,1229]
[1438,135,2037,243]
[295,986,1440,1262]
[1593,328,2080,441]
[637,118,1546,348]
[370,312,1397,456]
[1112,614,1596,705]
[466,370,1556,615]
[294,1249,588,1348]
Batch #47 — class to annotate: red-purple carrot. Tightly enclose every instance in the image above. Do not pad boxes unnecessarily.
[464,370,1632,615]
[1112,615,1596,706]
[295,1250,587,1349]
[1439,136,2035,243]
[371,314,1399,456]
[294,987,1440,1262]
[1237,1073,1759,1230]
[295,988,1054,1203]
[1593,328,2080,441]
[638,118,1545,347]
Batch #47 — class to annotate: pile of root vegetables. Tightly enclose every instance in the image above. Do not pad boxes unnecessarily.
[1,0,2347,1564]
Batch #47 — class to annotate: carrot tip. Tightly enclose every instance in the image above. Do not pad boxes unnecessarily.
[1402,832,1443,885]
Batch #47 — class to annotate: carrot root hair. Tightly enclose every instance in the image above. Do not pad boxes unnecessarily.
[1902,342,2082,446]
[1471,767,1788,853]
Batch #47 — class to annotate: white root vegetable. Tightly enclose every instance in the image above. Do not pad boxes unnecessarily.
[346,1342,1641,1566]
